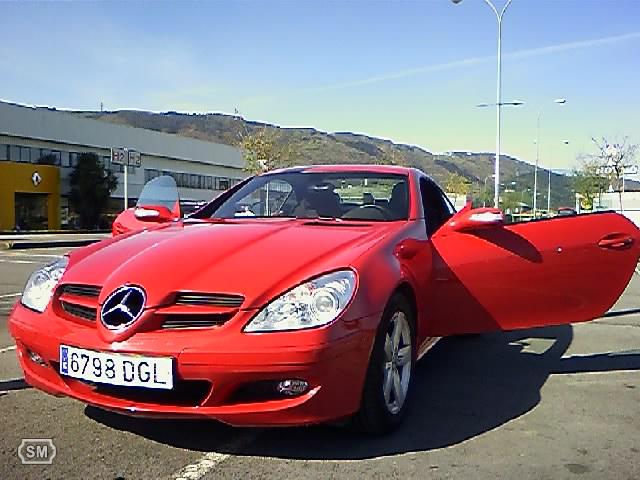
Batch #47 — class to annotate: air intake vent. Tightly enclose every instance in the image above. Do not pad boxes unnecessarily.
[61,284,101,298]
[162,313,233,329]
[61,301,97,321]
[174,292,244,308]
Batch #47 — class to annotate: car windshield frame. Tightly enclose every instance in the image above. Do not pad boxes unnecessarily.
[193,170,410,222]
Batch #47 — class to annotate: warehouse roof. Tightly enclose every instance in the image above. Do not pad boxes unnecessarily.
[0,101,243,169]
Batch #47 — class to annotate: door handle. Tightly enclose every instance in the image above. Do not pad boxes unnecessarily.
[598,234,634,250]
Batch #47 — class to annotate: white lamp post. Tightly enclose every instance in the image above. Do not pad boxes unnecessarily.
[544,139,570,214]
[452,0,514,208]
[533,98,566,217]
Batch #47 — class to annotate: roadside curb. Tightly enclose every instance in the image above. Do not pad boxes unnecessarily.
[1,239,101,250]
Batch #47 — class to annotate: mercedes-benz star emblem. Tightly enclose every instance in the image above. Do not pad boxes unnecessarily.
[100,285,146,330]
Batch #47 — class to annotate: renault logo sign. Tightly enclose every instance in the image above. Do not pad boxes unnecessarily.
[100,286,146,330]
[31,171,42,187]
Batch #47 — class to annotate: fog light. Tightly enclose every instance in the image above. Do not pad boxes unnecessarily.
[276,379,308,396]
[27,349,46,366]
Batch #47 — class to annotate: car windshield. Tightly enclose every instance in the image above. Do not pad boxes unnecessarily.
[136,175,180,211]
[203,171,409,221]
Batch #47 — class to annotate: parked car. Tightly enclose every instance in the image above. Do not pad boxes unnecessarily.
[9,165,640,433]
[111,175,182,236]
[556,207,578,217]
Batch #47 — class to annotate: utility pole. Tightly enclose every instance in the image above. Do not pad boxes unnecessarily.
[452,0,514,208]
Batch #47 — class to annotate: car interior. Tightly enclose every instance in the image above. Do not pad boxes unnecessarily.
[285,179,409,221]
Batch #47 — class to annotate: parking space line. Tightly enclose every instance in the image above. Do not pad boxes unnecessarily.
[4,253,61,258]
[603,308,640,318]
[0,346,16,353]
[0,260,42,264]
[171,430,261,480]
[0,293,21,299]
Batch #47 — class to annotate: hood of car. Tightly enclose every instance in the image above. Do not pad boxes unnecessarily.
[63,219,399,309]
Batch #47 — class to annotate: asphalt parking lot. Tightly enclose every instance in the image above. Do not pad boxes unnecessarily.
[0,246,638,480]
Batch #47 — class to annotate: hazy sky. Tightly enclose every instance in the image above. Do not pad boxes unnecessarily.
[2,0,639,174]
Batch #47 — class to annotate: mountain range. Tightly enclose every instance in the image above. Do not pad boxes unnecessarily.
[74,109,579,206]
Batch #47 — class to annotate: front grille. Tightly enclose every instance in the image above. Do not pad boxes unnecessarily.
[174,292,244,308]
[60,284,101,298]
[60,301,97,321]
[229,380,285,404]
[161,313,233,329]
[93,380,212,407]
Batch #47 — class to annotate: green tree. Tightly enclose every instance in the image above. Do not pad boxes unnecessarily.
[445,172,471,203]
[69,153,117,229]
[241,128,297,174]
[500,190,521,214]
[572,158,607,210]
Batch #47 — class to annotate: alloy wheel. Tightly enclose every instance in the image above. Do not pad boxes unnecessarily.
[382,311,412,414]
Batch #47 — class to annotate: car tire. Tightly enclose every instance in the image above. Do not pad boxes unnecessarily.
[352,294,416,435]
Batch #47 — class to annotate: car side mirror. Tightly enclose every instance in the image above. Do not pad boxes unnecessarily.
[133,205,176,222]
[447,208,504,232]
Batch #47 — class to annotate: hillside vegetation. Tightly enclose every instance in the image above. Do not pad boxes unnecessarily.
[75,110,576,207]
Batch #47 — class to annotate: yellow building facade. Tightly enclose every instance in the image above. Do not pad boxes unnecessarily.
[0,162,60,230]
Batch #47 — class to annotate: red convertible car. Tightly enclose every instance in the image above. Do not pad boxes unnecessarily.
[9,165,640,434]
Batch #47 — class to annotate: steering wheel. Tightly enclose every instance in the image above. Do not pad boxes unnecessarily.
[356,204,392,220]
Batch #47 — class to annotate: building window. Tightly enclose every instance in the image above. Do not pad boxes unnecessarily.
[23,146,33,162]
[61,151,70,168]
[0,144,8,161]
[51,151,61,166]
[9,145,19,162]
[19,146,31,162]
[144,168,161,182]
[35,149,60,166]
[70,152,79,167]
[218,178,230,190]
[205,176,213,189]
[31,148,42,163]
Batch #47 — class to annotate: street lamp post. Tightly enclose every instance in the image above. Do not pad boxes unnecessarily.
[453,0,514,208]
[545,139,570,213]
[533,98,566,217]
[477,100,523,207]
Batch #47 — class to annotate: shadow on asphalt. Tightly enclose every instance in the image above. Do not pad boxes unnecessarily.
[85,325,640,460]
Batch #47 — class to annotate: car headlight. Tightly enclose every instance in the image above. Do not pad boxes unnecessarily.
[244,270,357,332]
[21,257,69,313]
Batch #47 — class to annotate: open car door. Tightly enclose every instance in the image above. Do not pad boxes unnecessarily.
[425,209,640,336]
[112,175,181,236]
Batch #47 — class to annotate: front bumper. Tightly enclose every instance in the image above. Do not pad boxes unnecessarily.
[9,303,378,427]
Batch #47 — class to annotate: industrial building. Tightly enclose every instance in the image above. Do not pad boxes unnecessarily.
[0,101,245,230]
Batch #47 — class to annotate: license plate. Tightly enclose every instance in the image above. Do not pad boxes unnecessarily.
[59,345,173,390]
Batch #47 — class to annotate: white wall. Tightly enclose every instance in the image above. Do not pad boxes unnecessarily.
[598,192,640,227]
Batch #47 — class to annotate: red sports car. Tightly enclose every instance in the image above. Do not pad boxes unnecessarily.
[9,165,640,434]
